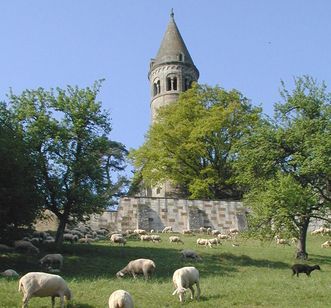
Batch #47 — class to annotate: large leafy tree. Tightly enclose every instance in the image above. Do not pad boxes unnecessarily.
[236,76,331,259]
[0,103,43,242]
[130,84,262,200]
[7,81,128,244]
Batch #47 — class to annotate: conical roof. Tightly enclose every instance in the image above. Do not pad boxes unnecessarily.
[153,11,197,68]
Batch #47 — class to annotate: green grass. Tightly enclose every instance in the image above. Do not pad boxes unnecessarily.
[1,234,331,307]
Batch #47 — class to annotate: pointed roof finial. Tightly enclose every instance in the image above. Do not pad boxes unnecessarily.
[170,8,174,19]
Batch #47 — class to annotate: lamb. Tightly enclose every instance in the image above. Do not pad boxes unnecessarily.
[18,272,72,308]
[291,264,321,277]
[63,233,78,244]
[110,234,127,246]
[14,240,39,255]
[182,229,193,235]
[162,226,173,233]
[274,235,290,246]
[1,269,19,277]
[211,230,221,236]
[321,240,331,248]
[196,238,212,248]
[180,250,202,261]
[108,289,134,308]
[116,258,156,280]
[208,238,220,246]
[172,266,200,303]
[169,236,184,244]
[218,234,230,240]
[39,254,64,271]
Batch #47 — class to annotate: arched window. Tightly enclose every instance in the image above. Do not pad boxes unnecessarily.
[153,79,161,96]
[179,53,184,61]
[184,77,193,91]
[166,75,178,91]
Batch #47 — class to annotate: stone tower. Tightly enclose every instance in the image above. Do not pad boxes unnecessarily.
[146,10,199,197]
[148,10,199,123]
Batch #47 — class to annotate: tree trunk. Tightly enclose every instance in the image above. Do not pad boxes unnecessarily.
[55,216,67,248]
[296,218,310,260]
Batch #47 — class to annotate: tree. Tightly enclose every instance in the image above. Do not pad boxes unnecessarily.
[235,76,331,259]
[0,103,43,242]
[7,81,128,245]
[130,84,262,200]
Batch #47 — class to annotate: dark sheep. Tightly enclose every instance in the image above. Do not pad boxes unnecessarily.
[291,264,321,277]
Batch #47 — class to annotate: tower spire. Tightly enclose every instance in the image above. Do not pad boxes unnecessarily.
[170,8,174,19]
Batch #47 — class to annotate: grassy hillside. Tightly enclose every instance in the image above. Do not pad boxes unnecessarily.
[1,234,330,307]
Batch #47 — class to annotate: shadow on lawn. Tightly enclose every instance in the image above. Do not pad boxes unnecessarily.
[0,242,292,282]
[308,253,331,265]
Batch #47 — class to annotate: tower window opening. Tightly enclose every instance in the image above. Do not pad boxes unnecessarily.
[166,76,178,91]
[179,53,184,61]
[153,80,161,96]
[173,77,177,90]
[167,77,171,91]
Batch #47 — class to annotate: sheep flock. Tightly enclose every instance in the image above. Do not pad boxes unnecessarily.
[1,224,329,306]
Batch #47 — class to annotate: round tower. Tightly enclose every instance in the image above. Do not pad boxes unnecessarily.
[148,10,199,122]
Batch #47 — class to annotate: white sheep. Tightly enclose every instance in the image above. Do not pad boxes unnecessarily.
[14,240,39,255]
[169,236,184,244]
[274,235,290,246]
[63,233,78,244]
[172,266,200,302]
[116,258,156,280]
[0,269,19,277]
[18,272,72,308]
[196,238,212,248]
[133,229,147,235]
[182,229,193,235]
[199,227,207,233]
[110,234,127,246]
[211,230,221,236]
[208,238,220,246]
[108,289,134,308]
[140,235,152,241]
[218,234,230,240]
[321,240,331,248]
[151,235,161,242]
[162,226,173,233]
[39,254,64,271]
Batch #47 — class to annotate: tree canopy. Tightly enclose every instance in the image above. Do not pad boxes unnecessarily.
[0,103,43,242]
[235,76,331,258]
[130,84,262,200]
[7,80,128,244]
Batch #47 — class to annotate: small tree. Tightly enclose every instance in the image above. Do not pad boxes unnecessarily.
[8,81,128,245]
[236,76,331,259]
[130,84,262,200]
[0,103,43,242]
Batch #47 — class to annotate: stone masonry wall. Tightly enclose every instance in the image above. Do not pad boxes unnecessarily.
[111,197,247,232]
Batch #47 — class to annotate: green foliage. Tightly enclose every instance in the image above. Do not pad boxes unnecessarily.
[0,103,43,241]
[6,81,128,242]
[130,84,262,199]
[236,76,331,256]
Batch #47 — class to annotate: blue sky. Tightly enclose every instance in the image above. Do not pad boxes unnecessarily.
[1,1,331,154]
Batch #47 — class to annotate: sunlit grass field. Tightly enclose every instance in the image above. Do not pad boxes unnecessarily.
[1,233,330,307]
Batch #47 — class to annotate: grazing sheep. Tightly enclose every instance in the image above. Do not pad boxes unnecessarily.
[172,266,200,303]
[311,227,331,236]
[180,250,202,261]
[229,228,239,234]
[182,229,193,235]
[0,244,14,253]
[14,241,39,255]
[211,230,221,236]
[110,234,127,246]
[196,238,212,248]
[291,264,321,277]
[208,238,220,246]
[1,269,19,277]
[199,227,207,233]
[63,234,78,244]
[18,272,72,308]
[169,236,184,244]
[274,235,290,246]
[162,226,173,233]
[321,240,331,248]
[218,234,230,240]
[116,258,156,280]
[39,254,64,271]
[133,229,147,235]
[151,235,161,242]
[140,235,152,242]
[206,227,212,235]
[108,289,134,308]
